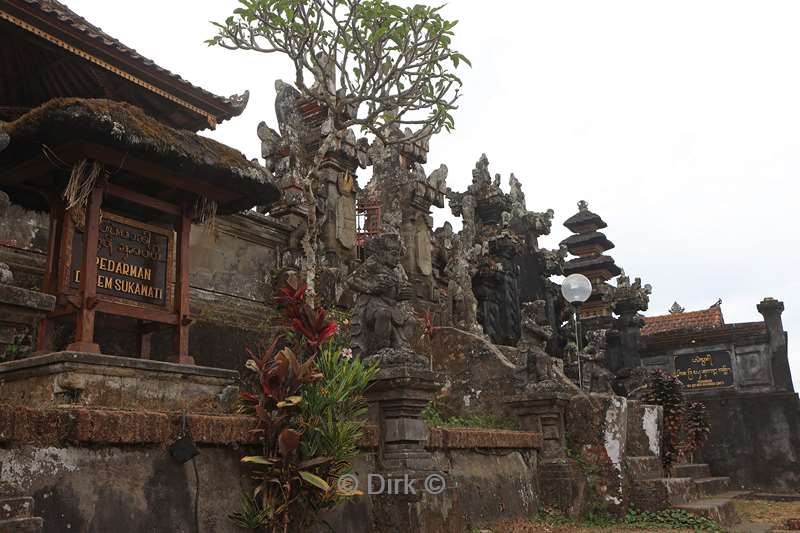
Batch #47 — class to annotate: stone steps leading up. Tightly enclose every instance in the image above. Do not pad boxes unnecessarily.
[674,497,740,528]
[0,517,44,533]
[674,462,711,479]
[632,477,698,510]
[693,476,731,498]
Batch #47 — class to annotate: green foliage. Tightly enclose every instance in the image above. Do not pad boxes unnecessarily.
[229,493,275,530]
[300,340,378,464]
[644,370,688,473]
[532,506,720,531]
[209,0,469,139]
[231,285,374,532]
[683,401,711,458]
[421,403,518,431]
[623,507,721,531]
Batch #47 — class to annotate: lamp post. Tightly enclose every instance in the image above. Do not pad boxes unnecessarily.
[561,273,592,389]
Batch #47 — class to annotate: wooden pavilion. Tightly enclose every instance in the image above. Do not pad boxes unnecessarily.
[0,0,280,364]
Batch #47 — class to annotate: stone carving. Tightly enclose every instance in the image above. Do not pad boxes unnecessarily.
[606,271,652,373]
[580,329,615,393]
[348,233,417,359]
[669,301,685,314]
[335,195,357,250]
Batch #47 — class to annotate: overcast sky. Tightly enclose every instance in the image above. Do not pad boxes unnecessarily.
[68,0,798,387]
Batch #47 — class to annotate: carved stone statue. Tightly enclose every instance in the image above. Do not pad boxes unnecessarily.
[580,329,615,393]
[348,233,417,359]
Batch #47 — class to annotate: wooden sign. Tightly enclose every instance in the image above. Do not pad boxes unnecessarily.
[64,212,173,310]
[674,351,734,390]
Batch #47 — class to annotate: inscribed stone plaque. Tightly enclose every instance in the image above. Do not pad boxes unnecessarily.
[70,212,172,308]
[416,229,432,276]
[674,350,734,391]
[336,196,357,250]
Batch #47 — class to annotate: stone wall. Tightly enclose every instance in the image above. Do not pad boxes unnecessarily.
[641,303,800,492]
[0,403,543,533]
[699,391,800,491]
[321,428,541,533]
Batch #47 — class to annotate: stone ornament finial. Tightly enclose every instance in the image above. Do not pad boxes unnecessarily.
[578,200,589,211]
[669,301,685,314]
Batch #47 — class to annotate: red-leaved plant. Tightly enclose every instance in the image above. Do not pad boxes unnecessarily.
[230,283,374,532]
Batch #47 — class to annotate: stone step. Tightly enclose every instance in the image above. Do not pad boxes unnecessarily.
[0,517,44,533]
[675,497,740,527]
[626,456,664,480]
[693,476,731,497]
[729,523,774,533]
[674,462,711,479]
[632,477,698,511]
[0,497,33,520]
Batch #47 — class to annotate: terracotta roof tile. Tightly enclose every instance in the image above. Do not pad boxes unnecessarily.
[641,306,724,336]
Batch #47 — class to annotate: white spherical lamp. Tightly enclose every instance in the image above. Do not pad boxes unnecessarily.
[561,273,592,304]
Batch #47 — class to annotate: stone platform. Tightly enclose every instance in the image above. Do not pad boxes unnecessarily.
[0,352,238,414]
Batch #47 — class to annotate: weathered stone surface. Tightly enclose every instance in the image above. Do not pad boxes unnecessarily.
[336,195,357,250]
[0,352,238,414]
[699,391,800,491]
[1,445,248,533]
[0,405,258,446]
[319,447,540,533]
[428,326,523,421]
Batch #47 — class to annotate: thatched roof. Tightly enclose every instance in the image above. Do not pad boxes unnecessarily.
[0,98,280,214]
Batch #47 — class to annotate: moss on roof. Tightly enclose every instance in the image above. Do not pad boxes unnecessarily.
[3,98,278,214]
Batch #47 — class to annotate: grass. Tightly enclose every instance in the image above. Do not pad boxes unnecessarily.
[483,499,800,532]
[734,498,800,526]
[421,403,519,430]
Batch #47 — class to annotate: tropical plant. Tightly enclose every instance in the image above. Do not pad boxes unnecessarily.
[209,0,469,300]
[682,401,711,460]
[232,283,377,532]
[644,370,713,474]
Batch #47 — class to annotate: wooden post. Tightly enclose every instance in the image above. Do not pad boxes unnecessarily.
[65,185,103,353]
[137,320,153,360]
[35,201,62,353]
[171,200,194,365]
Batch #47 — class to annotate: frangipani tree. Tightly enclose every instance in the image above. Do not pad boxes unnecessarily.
[209,0,469,299]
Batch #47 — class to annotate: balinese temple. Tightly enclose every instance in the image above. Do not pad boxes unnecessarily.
[0,0,280,362]
[560,200,622,331]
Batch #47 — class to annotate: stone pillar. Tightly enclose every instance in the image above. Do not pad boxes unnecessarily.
[508,391,571,459]
[757,298,792,392]
[508,390,585,517]
[365,352,442,531]
[366,357,439,475]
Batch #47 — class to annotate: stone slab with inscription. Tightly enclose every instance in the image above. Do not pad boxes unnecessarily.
[674,350,734,391]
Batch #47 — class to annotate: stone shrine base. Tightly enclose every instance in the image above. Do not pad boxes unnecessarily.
[0,352,238,414]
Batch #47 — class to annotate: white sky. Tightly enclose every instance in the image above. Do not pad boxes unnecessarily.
[67,0,798,388]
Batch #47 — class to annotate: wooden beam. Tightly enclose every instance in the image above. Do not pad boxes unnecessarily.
[94,300,179,326]
[77,143,239,203]
[105,183,181,215]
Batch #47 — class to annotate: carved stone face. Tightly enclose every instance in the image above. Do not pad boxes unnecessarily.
[382,240,402,268]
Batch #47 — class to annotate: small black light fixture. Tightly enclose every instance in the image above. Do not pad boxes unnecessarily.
[169,412,199,464]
